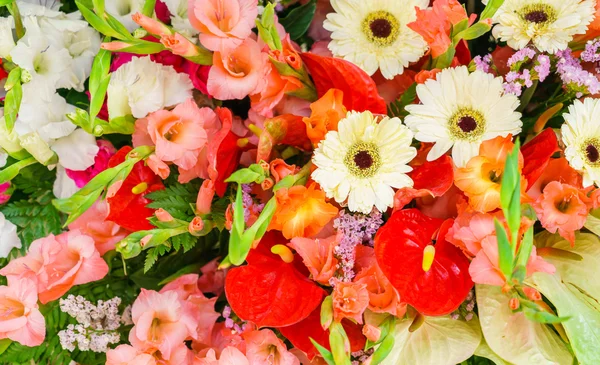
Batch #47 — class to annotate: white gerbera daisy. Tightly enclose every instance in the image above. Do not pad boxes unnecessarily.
[492,0,595,54]
[323,0,428,79]
[404,66,522,168]
[312,111,417,214]
[562,98,600,187]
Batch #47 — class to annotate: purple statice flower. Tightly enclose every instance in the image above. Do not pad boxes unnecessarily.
[473,54,492,73]
[450,290,476,321]
[556,49,600,97]
[222,305,246,333]
[507,48,536,68]
[581,39,600,63]
[534,54,551,81]
[331,209,384,283]
[242,184,265,223]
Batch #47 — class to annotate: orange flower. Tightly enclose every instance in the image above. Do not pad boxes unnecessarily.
[533,181,592,245]
[269,159,298,183]
[332,281,369,324]
[288,235,338,285]
[454,136,525,213]
[526,157,582,200]
[302,89,347,146]
[269,183,338,239]
[415,69,441,84]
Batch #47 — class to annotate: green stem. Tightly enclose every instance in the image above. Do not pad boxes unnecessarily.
[517,80,538,112]
[8,2,24,40]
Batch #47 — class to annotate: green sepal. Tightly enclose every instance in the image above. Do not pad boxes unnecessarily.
[494,218,513,282]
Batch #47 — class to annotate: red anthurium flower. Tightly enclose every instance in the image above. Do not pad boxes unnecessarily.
[105,146,164,231]
[393,155,454,211]
[279,307,366,360]
[225,232,325,328]
[207,107,244,197]
[521,129,559,189]
[256,114,312,162]
[301,53,387,115]
[375,209,473,316]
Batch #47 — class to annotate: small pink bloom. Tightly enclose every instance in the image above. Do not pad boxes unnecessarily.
[133,12,172,36]
[155,208,174,222]
[196,258,227,297]
[161,33,199,58]
[523,287,542,301]
[147,154,171,180]
[187,293,220,346]
[197,180,216,215]
[188,0,258,52]
[68,200,129,255]
[0,277,45,347]
[130,289,199,360]
[102,41,132,51]
[288,235,338,285]
[66,140,116,188]
[533,181,592,245]
[189,217,205,235]
[362,324,381,343]
[146,99,209,170]
[0,230,109,304]
[106,344,157,365]
[207,38,268,100]
[446,211,497,258]
[332,281,369,324]
[244,329,299,365]
[160,274,202,301]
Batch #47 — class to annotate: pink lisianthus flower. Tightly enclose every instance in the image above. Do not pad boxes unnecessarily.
[243,329,300,365]
[533,181,593,245]
[144,99,209,170]
[0,277,45,347]
[106,344,157,365]
[188,0,258,52]
[129,289,199,360]
[68,200,128,255]
[207,38,269,100]
[0,182,11,205]
[0,230,109,304]
[65,140,116,188]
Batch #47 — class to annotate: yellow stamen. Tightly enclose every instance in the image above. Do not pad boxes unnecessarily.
[271,244,294,263]
[237,138,249,148]
[248,124,263,137]
[131,182,148,195]
[422,245,435,272]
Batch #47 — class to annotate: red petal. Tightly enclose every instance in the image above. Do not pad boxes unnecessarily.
[521,129,559,189]
[209,108,243,197]
[454,40,471,66]
[301,53,387,114]
[225,260,325,328]
[375,209,473,316]
[411,155,454,195]
[280,308,366,360]
[257,115,312,162]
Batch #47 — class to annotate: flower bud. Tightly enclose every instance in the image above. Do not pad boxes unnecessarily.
[188,217,205,236]
[155,208,174,222]
[509,297,520,310]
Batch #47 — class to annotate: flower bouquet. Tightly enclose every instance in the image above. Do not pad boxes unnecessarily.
[1,0,600,364]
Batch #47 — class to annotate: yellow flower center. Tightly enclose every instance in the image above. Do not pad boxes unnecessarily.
[582,138,600,166]
[448,107,486,141]
[519,3,557,25]
[344,142,382,178]
[361,11,400,47]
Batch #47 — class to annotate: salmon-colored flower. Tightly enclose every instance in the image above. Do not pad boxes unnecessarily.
[270,159,298,183]
[244,329,299,365]
[415,69,441,84]
[161,33,199,58]
[197,180,216,215]
[533,181,592,245]
[145,99,209,170]
[0,277,45,347]
[194,347,249,365]
[106,344,157,365]
[302,89,346,146]
[188,0,258,52]
[147,154,171,180]
[129,289,199,360]
[0,230,109,304]
[208,38,269,100]
[288,235,338,285]
[455,136,525,213]
[160,274,203,301]
[269,183,338,239]
[331,281,369,324]
[526,157,582,199]
[68,200,128,255]
[197,259,227,297]
[446,210,497,258]
[362,324,381,343]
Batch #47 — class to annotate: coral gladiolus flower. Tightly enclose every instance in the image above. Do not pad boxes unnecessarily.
[0,277,45,347]
[244,329,299,365]
[288,235,339,285]
[0,230,109,304]
[455,136,525,213]
[302,89,347,146]
[533,181,592,244]
[68,200,128,255]
[331,281,369,324]
[269,183,338,239]
[188,0,258,52]
[106,344,156,365]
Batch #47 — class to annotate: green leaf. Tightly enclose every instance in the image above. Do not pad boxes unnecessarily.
[320,295,333,329]
[144,245,170,272]
[329,322,351,365]
[76,1,125,39]
[91,0,104,15]
[146,180,200,220]
[370,331,395,365]
[157,263,203,286]
[88,46,112,122]
[0,0,15,6]
[515,226,534,273]
[476,284,572,365]
[279,0,317,40]
[388,83,417,118]
[453,22,492,42]
[0,339,12,355]
[310,338,336,365]
[432,46,456,69]
[480,0,505,20]
[3,68,22,132]
[142,0,156,16]
[381,313,481,365]
[225,164,267,184]
[494,218,513,281]
[0,157,37,184]
[522,307,570,324]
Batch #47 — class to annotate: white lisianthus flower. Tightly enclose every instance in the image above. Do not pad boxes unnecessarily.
[492,0,595,54]
[405,66,522,168]
[107,56,194,119]
[324,0,428,79]
[163,0,199,41]
[51,129,99,171]
[0,212,21,258]
[562,98,600,187]
[0,17,15,58]
[312,111,417,214]
[53,165,81,199]
[105,0,146,32]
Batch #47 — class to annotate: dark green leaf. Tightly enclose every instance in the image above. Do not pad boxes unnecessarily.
[387,83,417,118]
[279,0,317,40]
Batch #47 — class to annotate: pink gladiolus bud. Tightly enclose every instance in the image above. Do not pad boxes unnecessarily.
[101,41,132,51]
[523,287,542,301]
[509,297,520,310]
[196,180,215,215]
[155,208,174,222]
[132,12,172,36]
[161,33,199,58]
[189,217,205,236]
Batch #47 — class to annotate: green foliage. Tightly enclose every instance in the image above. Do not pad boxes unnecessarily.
[279,0,317,40]
[388,83,417,118]
[144,244,170,273]
[146,180,201,220]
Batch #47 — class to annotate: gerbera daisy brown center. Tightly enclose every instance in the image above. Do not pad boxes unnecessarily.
[362,11,400,46]
[519,4,557,25]
[344,142,382,178]
[449,107,486,141]
[582,138,600,165]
